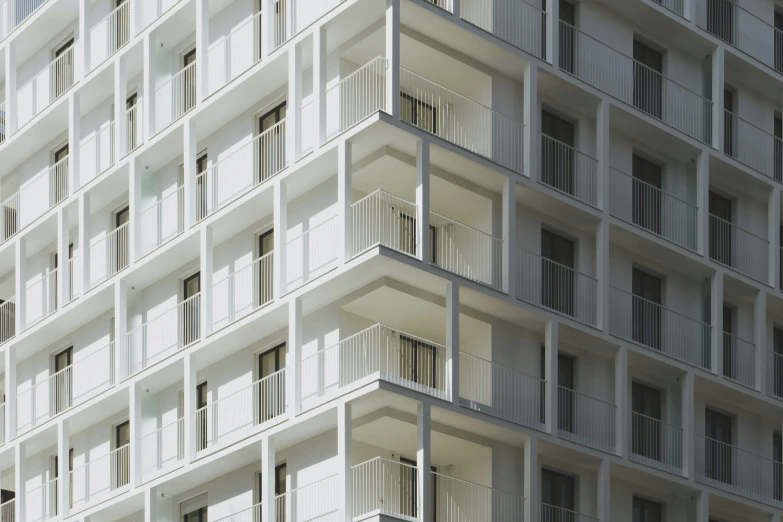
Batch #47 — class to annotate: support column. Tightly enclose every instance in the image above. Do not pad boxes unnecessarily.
[14,441,25,522]
[754,290,766,393]
[446,281,459,404]
[502,178,516,296]
[77,0,89,79]
[338,140,352,263]
[416,139,431,263]
[544,0,559,65]
[696,152,710,257]
[57,420,70,518]
[144,486,158,522]
[114,57,127,158]
[417,403,431,522]
[273,180,287,299]
[68,93,81,194]
[313,25,327,146]
[596,100,610,210]
[338,403,352,522]
[695,491,709,522]
[523,435,538,522]
[385,0,400,118]
[114,280,127,381]
[614,345,627,458]
[129,157,141,263]
[200,226,213,337]
[544,320,558,434]
[5,346,16,441]
[195,0,209,103]
[523,62,538,179]
[710,271,723,375]
[596,220,610,331]
[682,370,695,478]
[711,48,724,151]
[262,0,275,59]
[130,0,140,37]
[143,34,156,139]
[57,207,71,310]
[79,193,91,295]
[288,43,302,162]
[15,238,25,332]
[261,436,276,522]
[184,119,198,227]
[768,187,780,288]
[4,40,16,136]
[184,351,197,462]
[597,459,610,522]
[130,382,143,486]
[289,298,302,417]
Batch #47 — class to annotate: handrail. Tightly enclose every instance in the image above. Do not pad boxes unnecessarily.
[610,285,711,327]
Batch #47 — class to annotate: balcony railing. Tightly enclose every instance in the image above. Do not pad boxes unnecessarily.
[124,293,200,378]
[291,0,345,35]
[724,110,783,181]
[629,410,683,474]
[700,0,783,73]
[70,444,130,508]
[68,255,80,302]
[350,190,418,258]
[0,403,4,445]
[197,119,286,221]
[434,472,524,522]
[16,0,50,28]
[459,352,545,430]
[26,478,57,522]
[285,215,339,292]
[767,350,783,400]
[651,0,684,16]
[195,368,286,451]
[16,341,114,433]
[352,457,418,521]
[301,323,449,410]
[0,297,15,346]
[90,0,130,69]
[0,498,12,522]
[275,476,339,522]
[140,186,184,256]
[558,386,616,453]
[208,11,262,95]
[79,120,115,189]
[125,100,143,155]
[89,221,129,288]
[609,286,712,369]
[695,434,783,506]
[517,249,597,327]
[540,503,599,522]
[540,133,598,207]
[709,214,769,283]
[325,57,387,140]
[214,503,262,522]
[460,0,546,58]
[141,417,184,479]
[17,45,75,128]
[155,61,197,133]
[722,332,755,389]
[212,251,273,331]
[609,167,698,251]
[399,66,524,173]
[24,267,57,328]
[559,21,712,144]
[430,211,503,290]
[0,101,6,144]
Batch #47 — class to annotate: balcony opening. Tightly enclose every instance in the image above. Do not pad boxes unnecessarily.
[631,266,663,350]
[632,39,663,120]
[707,0,736,45]
[703,407,733,485]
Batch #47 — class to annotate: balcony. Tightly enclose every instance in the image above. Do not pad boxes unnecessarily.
[767,349,783,400]
[300,323,449,410]
[154,61,197,134]
[540,503,598,522]
[699,0,783,74]
[557,386,616,453]
[609,286,712,369]
[141,417,183,480]
[13,0,50,30]
[214,504,261,522]
[211,251,273,331]
[350,190,418,258]
[653,0,685,17]
[78,120,115,189]
[609,167,698,251]
[559,22,712,144]
[459,352,545,430]
[709,214,769,283]
[17,45,75,129]
[724,110,783,182]
[325,56,387,141]
[23,267,57,328]
[88,221,129,289]
[460,0,546,58]
[140,185,184,257]
[695,434,783,507]
[516,248,597,327]
[0,297,15,346]
[722,331,755,388]
[207,11,262,95]
[26,478,56,522]
[124,98,143,155]
[274,475,339,522]
[539,133,598,207]
[70,443,131,508]
[285,215,338,293]
[0,498,11,522]
[89,0,131,70]
[140,0,182,30]
[629,410,683,474]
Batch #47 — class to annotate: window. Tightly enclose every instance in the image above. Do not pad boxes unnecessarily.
[115,206,130,273]
[53,38,75,99]
[558,1,577,74]
[258,103,287,182]
[773,327,783,397]
[400,93,437,134]
[775,114,782,182]
[126,93,139,152]
[197,381,208,450]
[631,155,663,235]
[257,229,274,304]
[633,496,663,522]
[52,143,69,205]
[705,408,733,484]
[115,420,131,488]
[399,458,436,521]
[631,381,663,462]
[722,304,736,380]
[180,493,208,522]
[541,468,576,518]
[709,191,733,266]
[775,431,782,502]
[196,153,209,220]
[399,335,438,388]
[541,110,576,196]
[182,49,197,114]
[632,268,663,349]
[557,354,576,433]
[633,40,663,119]
[540,229,575,316]
[183,272,201,345]
[53,449,73,515]
[723,87,736,157]
[53,346,73,413]
[257,464,288,519]
[258,344,286,422]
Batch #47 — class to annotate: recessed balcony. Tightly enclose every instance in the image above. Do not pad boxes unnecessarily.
[139,185,184,257]
[78,120,115,190]
[25,477,57,522]
[539,132,598,207]
[17,44,75,130]
[154,60,197,134]
[709,213,769,283]
[459,0,546,58]
[70,442,131,509]
[141,416,184,480]
[722,330,755,389]
[724,109,783,182]
[211,250,273,331]
[89,0,131,71]
[88,219,129,289]
[629,409,683,475]
[557,386,616,453]
[207,11,263,96]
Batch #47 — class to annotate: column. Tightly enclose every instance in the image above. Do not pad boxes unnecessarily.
[696,151,710,257]
[4,2,14,46]
[711,48,724,151]
[288,43,302,162]
[544,0,559,65]
[200,226,214,337]
[768,187,780,288]
[14,441,25,522]
[523,435,538,522]
[15,238,25,332]
[5,346,16,441]
[145,486,158,522]
[710,271,723,375]
[262,0,275,59]
[57,207,71,310]
[144,34,156,139]
[338,140,352,263]
[596,100,610,210]
[682,370,695,478]
[544,320,558,434]
[416,139,431,263]
[195,0,209,103]
[130,0,140,37]
[129,157,141,263]
[446,281,459,404]
[79,193,91,295]
[313,25,327,146]
[68,93,81,194]
[597,459,610,522]
[338,403,352,522]
[184,351,197,461]
[261,436,276,522]
[596,220,610,331]
[614,345,627,458]
[695,491,709,522]
[417,403,431,522]
[289,298,302,417]
[115,280,127,381]
[386,0,400,118]
[114,57,128,158]
[523,62,538,179]
[184,119,198,227]
[754,290,766,393]
[4,40,16,136]
[130,382,143,486]
[273,180,287,299]
[502,178,516,296]
[57,420,70,518]
[77,0,89,79]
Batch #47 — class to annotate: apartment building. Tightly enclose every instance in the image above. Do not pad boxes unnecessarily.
[0,0,781,521]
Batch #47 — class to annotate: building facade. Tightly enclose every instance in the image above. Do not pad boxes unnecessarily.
[0,0,780,520]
